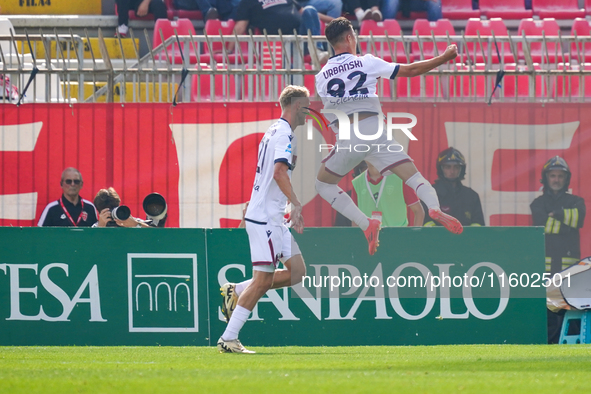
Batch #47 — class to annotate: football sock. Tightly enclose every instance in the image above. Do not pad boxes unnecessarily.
[222,305,250,341]
[235,279,252,297]
[315,179,370,230]
[405,172,439,210]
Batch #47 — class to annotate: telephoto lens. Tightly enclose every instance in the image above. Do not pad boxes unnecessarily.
[111,205,131,221]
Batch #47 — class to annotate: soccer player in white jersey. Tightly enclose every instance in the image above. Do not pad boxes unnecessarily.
[314,17,463,255]
[217,86,309,354]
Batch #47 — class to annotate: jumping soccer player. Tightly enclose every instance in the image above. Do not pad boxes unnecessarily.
[314,17,463,255]
[217,85,309,354]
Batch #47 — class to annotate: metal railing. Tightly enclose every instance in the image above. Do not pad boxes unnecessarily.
[3,28,591,103]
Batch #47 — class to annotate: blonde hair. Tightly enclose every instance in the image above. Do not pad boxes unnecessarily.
[279,85,310,109]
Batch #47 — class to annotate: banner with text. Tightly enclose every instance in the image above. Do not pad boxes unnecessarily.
[0,227,546,346]
[0,103,588,255]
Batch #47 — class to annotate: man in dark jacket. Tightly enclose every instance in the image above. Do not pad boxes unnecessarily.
[423,147,485,227]
[530,156,586,344]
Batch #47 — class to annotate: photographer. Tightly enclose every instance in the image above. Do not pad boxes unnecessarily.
[93,187,151,228]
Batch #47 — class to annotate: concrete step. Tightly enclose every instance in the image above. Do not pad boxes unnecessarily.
[19,37,140,60]
[62,81,179,102]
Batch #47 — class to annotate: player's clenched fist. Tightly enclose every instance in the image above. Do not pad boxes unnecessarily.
[442,44,458,61]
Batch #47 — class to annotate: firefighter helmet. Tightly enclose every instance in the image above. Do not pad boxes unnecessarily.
[541,156,571,191]
[437,147,466,180]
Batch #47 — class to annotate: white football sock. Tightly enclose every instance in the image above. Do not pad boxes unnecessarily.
[222,305,250,341]
[235,279,252,297]
[405,172,440,210]
[315,179,370,230]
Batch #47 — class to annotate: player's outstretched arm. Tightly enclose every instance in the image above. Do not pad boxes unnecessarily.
[397,44,458,78]
[273,162,304,233]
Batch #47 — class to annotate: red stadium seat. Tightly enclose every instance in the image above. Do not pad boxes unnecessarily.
[448,64,488,98]
[479,0,533,19]
[393,74,439,98]
[465,18,514,64]
[588,0,591,15]
[517,18,561,64]
[532,0,584,19]
[200,20,247,64]
[552,63,591,98]
[411,19,456,60]
[153,19,198,64]
[571,18,591,62]
[501,63,546,98]
[191,65,238,101]
[441,0,480,19]
[359,20,412,62]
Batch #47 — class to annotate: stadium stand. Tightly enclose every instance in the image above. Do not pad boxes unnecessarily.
[479,0,533,19]
[465,18,514,64]
[390,74,439,98]
[201,19,247,64]
[191,65,238,101]
[359,20,411,62]
[440,0,480,19]
[153,18,198,64]
[552,63,591,98]
[517,18,561,64]
[502,63,546,98]
[411,19,456,60]
[448,64,487,98]
[531,0,585,20]
[571,18,591,63]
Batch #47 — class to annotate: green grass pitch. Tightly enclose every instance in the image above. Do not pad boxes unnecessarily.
[1,345,590,393]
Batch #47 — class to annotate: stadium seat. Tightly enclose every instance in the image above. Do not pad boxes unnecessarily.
[588,0,591,15]
[501,63,546,98]
[411,19,456,60]
[571,18,591,63]
[191,64,238,101]
[532,0,584,19]
[517,18,561,64]
[359,20,412,63]
[447,64,488,98]
[201,20,247,65]
[153,19,198,64]
[479,0,533,19]
[164,0,203,20]
[441,0,480,19]
[393,74,439,98]
[465,18,514,64]
[552,63,591,98]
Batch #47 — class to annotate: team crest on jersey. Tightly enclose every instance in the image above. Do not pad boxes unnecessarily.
[60,214,66,220]
[81,211,88,221]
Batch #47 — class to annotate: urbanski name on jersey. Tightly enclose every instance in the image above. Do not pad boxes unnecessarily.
[322,59,363,79]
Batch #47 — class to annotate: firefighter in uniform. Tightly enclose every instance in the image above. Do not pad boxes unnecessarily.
[423,147,485,227]
[531,156,586,275]
[530,156,586,343]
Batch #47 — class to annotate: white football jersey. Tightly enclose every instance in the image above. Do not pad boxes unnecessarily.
[315,53,399,125]
[245,118,297,226]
